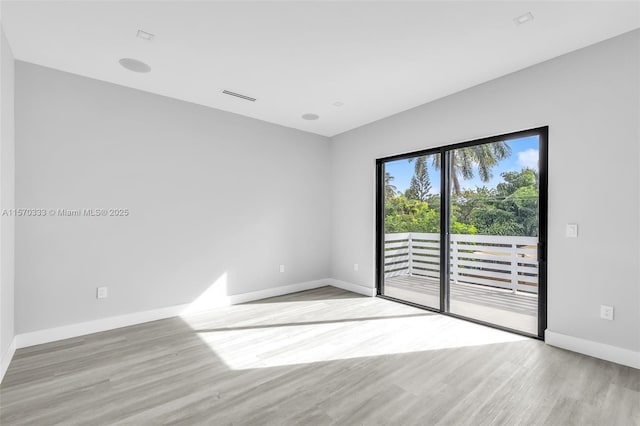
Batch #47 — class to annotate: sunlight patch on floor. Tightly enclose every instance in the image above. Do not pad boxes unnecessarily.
[185,310,529,370]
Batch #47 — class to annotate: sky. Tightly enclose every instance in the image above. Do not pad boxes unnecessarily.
[385,135,539,194]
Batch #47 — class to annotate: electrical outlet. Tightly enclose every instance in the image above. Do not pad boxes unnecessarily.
[279,265,285,273]
[600,305,614,321]
[97,286,108,299]
[354,263,359,271]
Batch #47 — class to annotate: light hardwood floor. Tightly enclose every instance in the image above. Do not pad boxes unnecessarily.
[1,287,638,425]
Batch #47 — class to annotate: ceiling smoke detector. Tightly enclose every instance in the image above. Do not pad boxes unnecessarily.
[302,113,319,120]
[119,58,151,73]
[514,12,534,25]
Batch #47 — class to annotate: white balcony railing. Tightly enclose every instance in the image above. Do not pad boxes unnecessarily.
[384,232,539,294]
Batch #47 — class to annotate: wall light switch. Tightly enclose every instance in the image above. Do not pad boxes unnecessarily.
[97,286,108,299]
[279,265,285,273]
[600,305,614,321]
[566,223,578,238]
[354,263,359,271]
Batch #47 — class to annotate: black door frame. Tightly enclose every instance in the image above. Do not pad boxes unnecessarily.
[375,126,548,340]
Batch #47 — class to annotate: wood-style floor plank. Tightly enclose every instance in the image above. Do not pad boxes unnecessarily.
[1,286,638,425]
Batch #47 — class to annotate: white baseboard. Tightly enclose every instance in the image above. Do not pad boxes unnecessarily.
[15,303,190,349]
[13,282,639,377]
[227,279,328,305]
[12,278,373,352]
[0,336,17,383]
[15,279,329,350]
[327,278,376,297]
[545,330,640,370]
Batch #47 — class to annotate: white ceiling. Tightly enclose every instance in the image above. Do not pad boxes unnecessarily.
[1,1,639,137]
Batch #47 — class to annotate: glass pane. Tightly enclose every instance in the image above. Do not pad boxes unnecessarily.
[382,153,441,309]
[448,136,540,334]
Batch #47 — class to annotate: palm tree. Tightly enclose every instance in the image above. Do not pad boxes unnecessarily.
[433,142,511,194]
[384,172,397,200]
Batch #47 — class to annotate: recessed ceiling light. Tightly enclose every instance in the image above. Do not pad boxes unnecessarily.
[514,12,534,25]
[302,113,319,120]
[333,101,344,107]
[119,58,151,73]
[136,29,155,41]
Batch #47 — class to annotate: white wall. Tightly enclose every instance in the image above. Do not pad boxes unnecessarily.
[15,62,331,334]
[9,27,640,366]
[0,24,16,372]
[330,30,640,353]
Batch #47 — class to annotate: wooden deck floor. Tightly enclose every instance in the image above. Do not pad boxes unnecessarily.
[385,275,538,334]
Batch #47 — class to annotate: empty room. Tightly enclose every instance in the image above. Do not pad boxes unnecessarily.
[0,1,639,425]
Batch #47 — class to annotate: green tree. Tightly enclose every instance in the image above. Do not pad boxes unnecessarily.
[406,156,432,202]
[383,162,538,237]
[433,142,511,194]
[496,168,537,195]
[385,194,477,235]
[453,187,493,224]
[454,168,539,236]
[384,172,397,201]
[497,168,539,236]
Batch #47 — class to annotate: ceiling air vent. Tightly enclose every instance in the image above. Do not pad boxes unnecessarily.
[222,90,256,102]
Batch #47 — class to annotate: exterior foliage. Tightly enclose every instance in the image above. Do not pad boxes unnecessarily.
[433,142,511,194]
[406,156,431,201]
[385,168,539,237]
[384,172,397,201]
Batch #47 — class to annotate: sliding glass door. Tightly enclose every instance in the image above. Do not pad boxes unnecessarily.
[447,136,542,335]
[381,154,441,309]
[376,128,547,338]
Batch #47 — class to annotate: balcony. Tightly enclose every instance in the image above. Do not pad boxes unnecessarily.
[384,232,539,334]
